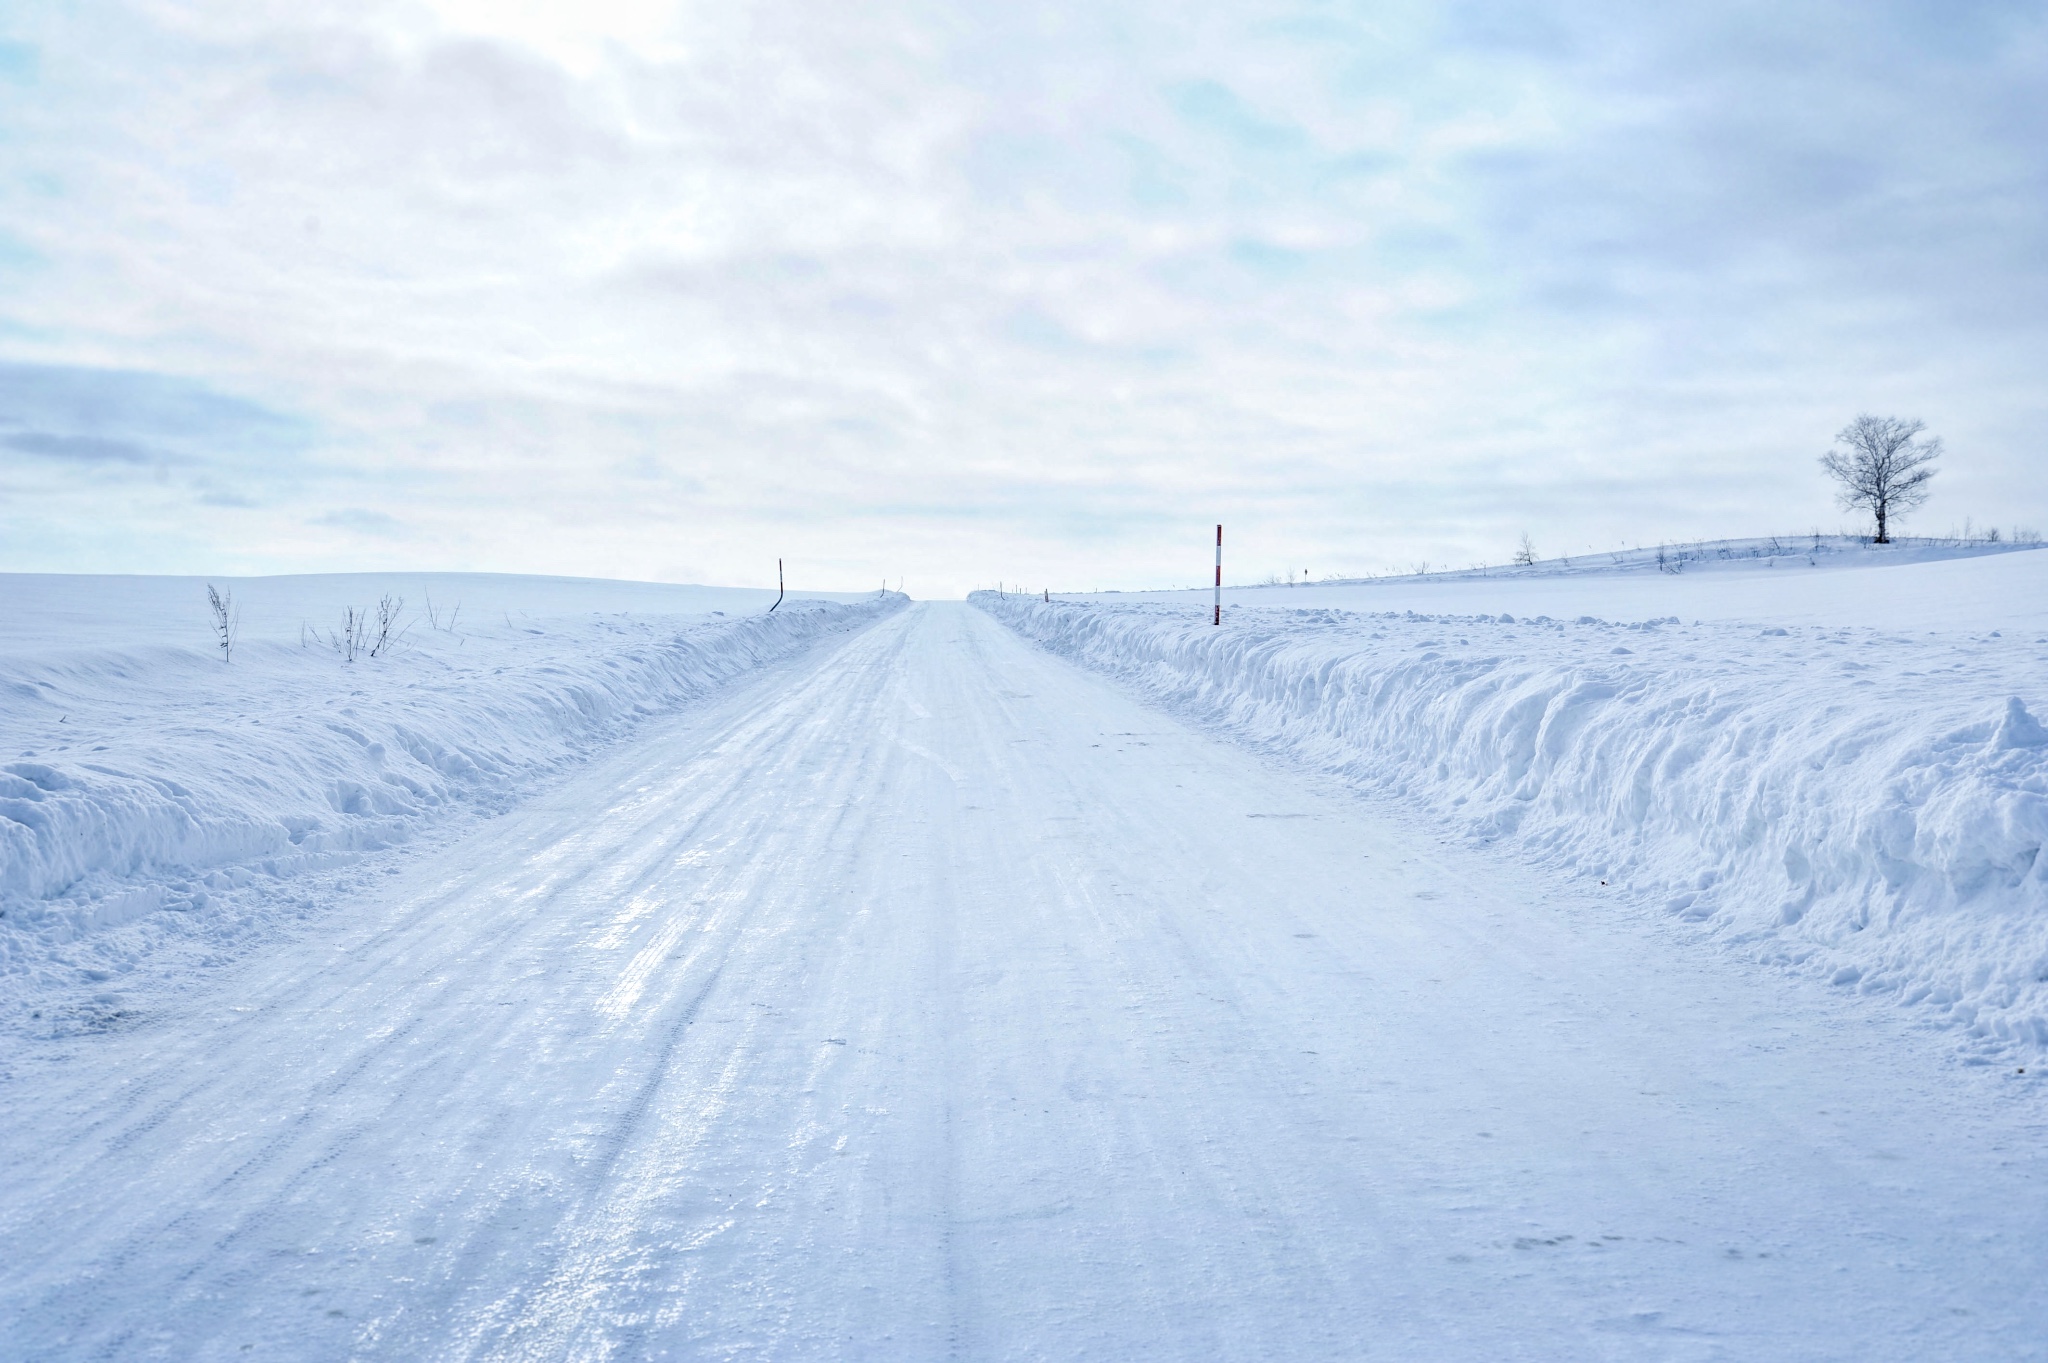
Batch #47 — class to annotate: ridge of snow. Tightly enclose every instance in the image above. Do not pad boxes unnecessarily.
[974,582,2048,1056]
[0,584,906,1027]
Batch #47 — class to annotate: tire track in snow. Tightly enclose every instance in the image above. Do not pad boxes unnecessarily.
[4,604,2048,1360]
[4,614,910,1359]
[437,611,932,1361]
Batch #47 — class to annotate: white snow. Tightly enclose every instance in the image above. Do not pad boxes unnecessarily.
[0,572,904,1031]
[4,558,2048,1357]
[1110,534,2048,633]
[978,540,2048,1055]
[3,602,2045,1360]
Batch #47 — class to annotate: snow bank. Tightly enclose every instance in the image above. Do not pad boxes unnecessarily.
[1,575,904,1023]
[975,576,2048,1055]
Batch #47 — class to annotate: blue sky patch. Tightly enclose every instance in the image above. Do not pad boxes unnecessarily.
[0,42,37,84]
[0,361,315,468]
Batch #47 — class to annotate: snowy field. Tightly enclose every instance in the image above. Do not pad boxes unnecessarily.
[1,557,2046,1359]
[1100,535,2048,633]
[0,573,903,1033]
[984,541,2048,1057]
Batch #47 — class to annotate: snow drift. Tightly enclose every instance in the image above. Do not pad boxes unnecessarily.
[1,577,904,1021]
[975,578,2048,1054]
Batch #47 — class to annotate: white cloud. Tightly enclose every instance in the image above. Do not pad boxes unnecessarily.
[1,0,2044,592]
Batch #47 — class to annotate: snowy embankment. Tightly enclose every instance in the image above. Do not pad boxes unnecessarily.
[974,546,2048,1054]
[1,573,903,1025]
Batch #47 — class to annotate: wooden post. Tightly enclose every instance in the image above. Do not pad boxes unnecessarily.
[770,558,783,611]
[1213,524,1222,625]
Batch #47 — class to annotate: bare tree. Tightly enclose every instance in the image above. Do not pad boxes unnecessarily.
[1512,533,1538,567]
[205,584,238,663]
[1821,414,1940,544]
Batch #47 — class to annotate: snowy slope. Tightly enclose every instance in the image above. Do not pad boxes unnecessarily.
[1103,535,2048,633]
[977,544,2048,1054]
[0,573,904,1029]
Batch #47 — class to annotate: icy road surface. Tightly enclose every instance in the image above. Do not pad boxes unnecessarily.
[3,603,2044,1361]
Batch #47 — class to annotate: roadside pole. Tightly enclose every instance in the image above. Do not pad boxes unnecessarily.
[1214,525,1222,625]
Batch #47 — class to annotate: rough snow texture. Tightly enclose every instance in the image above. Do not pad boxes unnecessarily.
[0,574,904,1024]
[976,561,2048,1054]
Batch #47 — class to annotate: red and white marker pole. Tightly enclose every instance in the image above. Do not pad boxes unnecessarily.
[1213,524,1222,626]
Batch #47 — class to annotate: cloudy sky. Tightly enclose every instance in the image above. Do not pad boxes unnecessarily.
[2,0,2044,595]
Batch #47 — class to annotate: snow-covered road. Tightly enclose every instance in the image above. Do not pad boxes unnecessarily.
[4,603,2044,1361]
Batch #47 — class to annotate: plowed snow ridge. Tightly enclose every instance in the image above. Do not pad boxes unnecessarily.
[976,554,2048,1054]
[0,573,905,1026]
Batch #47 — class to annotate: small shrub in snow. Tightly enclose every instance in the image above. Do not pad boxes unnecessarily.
[423,594,461,633]
[326,596,409,662]
[330,607,368,662]
[369,594,408,657]
[205,584,237,664]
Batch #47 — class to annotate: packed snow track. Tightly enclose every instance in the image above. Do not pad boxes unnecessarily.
[3,603,2043,1361]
